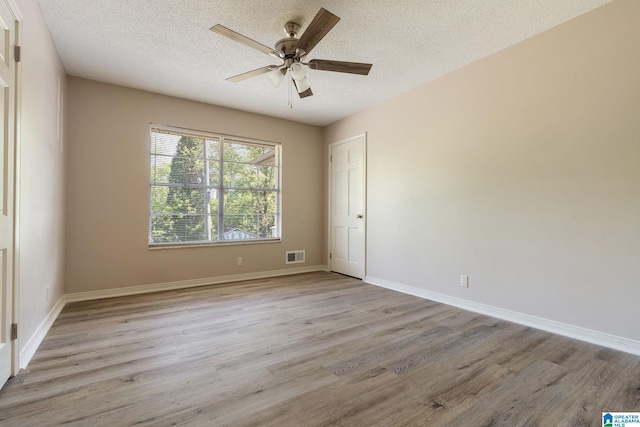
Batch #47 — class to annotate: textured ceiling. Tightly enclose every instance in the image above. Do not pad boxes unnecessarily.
[37,0,612,126]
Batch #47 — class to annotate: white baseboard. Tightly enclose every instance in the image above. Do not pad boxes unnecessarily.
[29,267,635,373]
[65,265,329,303]
[19,295,67,369]
[18,265,328,370]
[365,275,640,356]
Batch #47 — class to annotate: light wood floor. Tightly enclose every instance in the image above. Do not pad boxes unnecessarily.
[0,272,638,426]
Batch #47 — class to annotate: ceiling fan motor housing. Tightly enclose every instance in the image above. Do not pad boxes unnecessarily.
[275,37,302,59]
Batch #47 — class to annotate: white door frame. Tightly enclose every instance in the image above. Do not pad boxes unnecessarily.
[7,0,22,378]
[328,133,367,278]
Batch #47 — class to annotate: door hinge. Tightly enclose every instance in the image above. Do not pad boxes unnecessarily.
[330,155,332,162]
[14,45,21,63]
[11,323,17,340]
[329,253,332,260]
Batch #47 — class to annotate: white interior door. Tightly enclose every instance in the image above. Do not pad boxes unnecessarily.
[0,0,18,389]
[329,134,366,279]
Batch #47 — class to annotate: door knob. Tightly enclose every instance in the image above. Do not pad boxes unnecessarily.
[356,214,363,219]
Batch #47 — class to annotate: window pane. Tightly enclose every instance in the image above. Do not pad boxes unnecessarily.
[205,139,220,160]
[165,187,211,213]
[256,165,277,189]
[223,190,276,239]
[224,163,256,188]
[150,154,172,183]
[224,141,277,165]
[208,189,219,214]
[223,163,277,189]
[257,214,277,238]
[224,190,276,215]
[150,186,170,213]
[207,160,220,186]
[151,132,180,156]
[157,136,205,186]
[151,186,219,214]
[222,215,258,240]
[224,189,251,214]
[150,214,218,243]
[223,214,277,239]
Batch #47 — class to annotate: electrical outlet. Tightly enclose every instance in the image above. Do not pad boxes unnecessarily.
[460,275,469,288]
[237,257,243,266]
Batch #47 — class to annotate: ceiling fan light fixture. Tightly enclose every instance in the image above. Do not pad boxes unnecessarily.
[267,68,286,87]
[289,62,306,81]
[294,76,311,93]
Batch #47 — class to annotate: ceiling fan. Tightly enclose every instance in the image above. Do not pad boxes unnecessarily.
[210,8,372,98]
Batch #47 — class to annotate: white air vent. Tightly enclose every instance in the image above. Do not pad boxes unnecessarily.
[286,250,305,264]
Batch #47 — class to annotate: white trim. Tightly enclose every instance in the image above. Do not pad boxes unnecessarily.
[149,238,281,250]
[150,123,283,147]
[8,0,23,377]
[148,124,283,248]
[19,295,66,369]
[66,265,329,303]
[365,275,640,356]
[4,0,22,20]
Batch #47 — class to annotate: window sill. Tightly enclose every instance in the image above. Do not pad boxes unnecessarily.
[148,238,281,250]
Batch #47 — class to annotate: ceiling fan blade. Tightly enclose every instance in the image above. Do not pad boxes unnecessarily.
[298,87,314,99]
[295,8,340,56]
[210,24,281,58]
[227,65,281,82]
[298,88,313,99]
[293,78,313,98]
[307,59,372,75]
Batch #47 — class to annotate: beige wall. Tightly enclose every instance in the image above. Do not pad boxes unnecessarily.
[17,0,67,352]
[325,0,640,341]
[65,78,325,293]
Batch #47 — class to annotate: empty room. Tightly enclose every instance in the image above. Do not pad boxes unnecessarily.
[0,0,639,425]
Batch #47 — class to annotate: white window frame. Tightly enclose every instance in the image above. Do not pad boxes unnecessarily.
[148,124,282,248]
